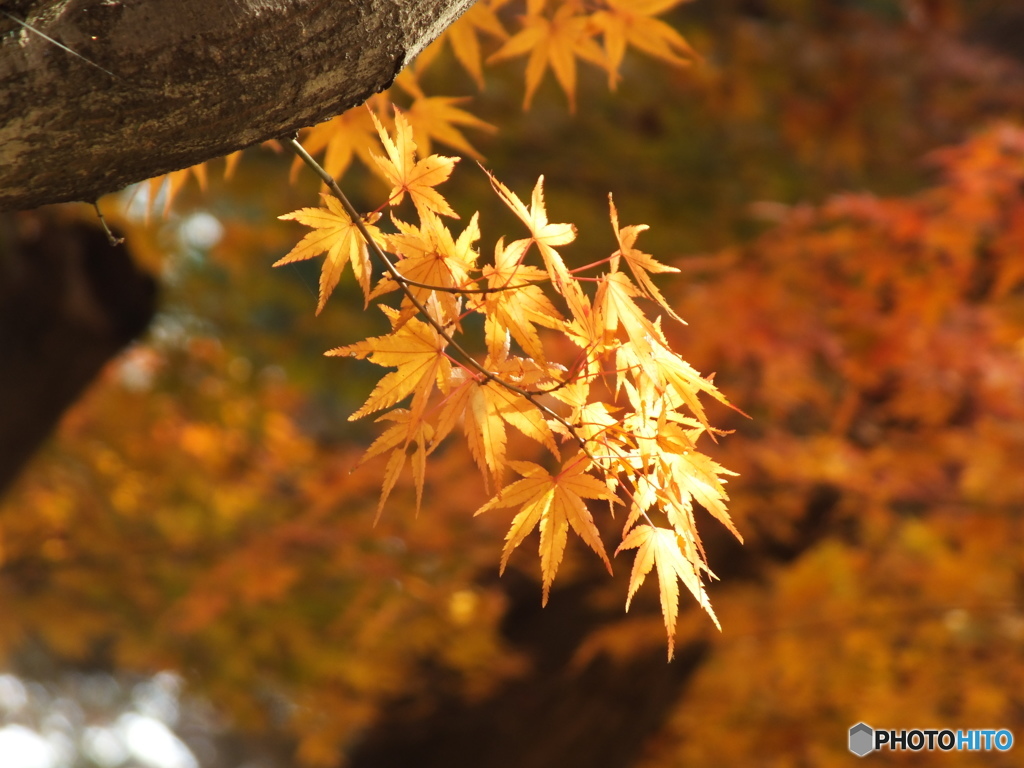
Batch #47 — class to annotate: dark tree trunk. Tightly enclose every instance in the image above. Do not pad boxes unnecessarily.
[0,209,157,495]
[0,0,475,211]
[349,567,711,768]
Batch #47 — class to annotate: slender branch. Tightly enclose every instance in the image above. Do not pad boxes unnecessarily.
[92,201,124,246]
[569,255,615,274]
[285,137,595,455]
[529,346,597,395]
[372,273,536,295]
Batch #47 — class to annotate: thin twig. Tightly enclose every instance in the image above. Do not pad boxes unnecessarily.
[92,201,124,246]
[371,272,534,295]
[2,11,120,80]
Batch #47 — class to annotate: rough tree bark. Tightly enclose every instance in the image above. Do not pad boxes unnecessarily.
[0,0,476,211]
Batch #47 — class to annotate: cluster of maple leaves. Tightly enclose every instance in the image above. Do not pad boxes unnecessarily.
[276,104,737,657]
[458,0,698,110]
[104,0,719,659]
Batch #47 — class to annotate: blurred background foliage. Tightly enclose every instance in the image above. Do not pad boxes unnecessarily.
[3,0,1024,765]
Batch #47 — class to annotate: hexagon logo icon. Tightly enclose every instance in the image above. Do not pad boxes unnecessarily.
[849,723,874,757]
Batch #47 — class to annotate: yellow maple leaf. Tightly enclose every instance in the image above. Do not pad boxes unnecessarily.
[433,375,505,488]
[594,0,698,89]
[479,238,563,361]
[433,357,559,490]
[416,0,510,89]
[662,450,740,541]
[560,276,597,342]
[571,401,630,467]
[616,340,731,430]
[615,397,739,543]
[595,271,661,352]
[608,195,685,323]
[487,173,577,291]
[476,455,617,604]
[327,308,451,435]
[357,410,434,521]
[394,72,496,161]
[291,107,381,182]
[488,3,606,111]
[276,195,385,313]
[373,211,482,327]
[370,108,459,219]
[616,524,719,660]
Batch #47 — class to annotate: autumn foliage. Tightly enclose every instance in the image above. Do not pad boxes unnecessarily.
[4,0,1024,766]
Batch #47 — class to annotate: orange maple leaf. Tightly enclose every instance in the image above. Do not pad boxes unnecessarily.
[609,195,685,323]
[488,3,606,111]
[395,72,496,161]
[360,410,435,521]
[276,195,385,313]
[416,0,510,89]
[617,524,719,660]
[327,308,451,436]
[487,173,577,291]
[476,455,618,604]
[479,237,563,361]
[594,0,699,89]
[370,108,459,219]
[292,107,381,183]
[372,211,482,327]
[432,356,559,490]
[408,95,496,162]
[139,163,207,220]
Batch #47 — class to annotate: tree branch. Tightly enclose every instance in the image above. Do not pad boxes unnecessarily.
[0,0,476,211]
